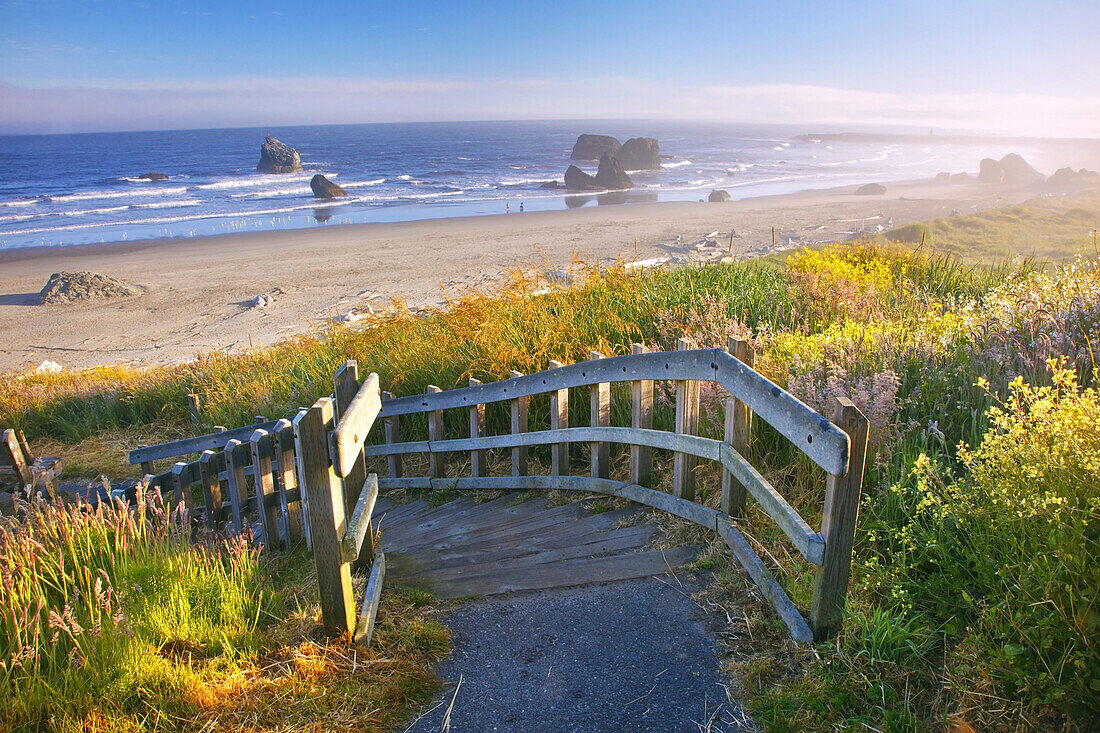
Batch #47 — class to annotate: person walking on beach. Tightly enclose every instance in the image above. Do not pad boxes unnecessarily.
[519,202,524,213]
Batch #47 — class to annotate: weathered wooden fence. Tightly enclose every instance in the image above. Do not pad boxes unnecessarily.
[130,339,868,643]
[356,338,867,642]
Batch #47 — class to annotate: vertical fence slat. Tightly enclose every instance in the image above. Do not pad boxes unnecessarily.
[250,429,284,550]
[334,361,372,568]
[294,397,356,635]
[223,439,249,535]
[549,360,569,476]
[382,391,403,479]
[171,461,193,512]
[469,378,486,478]
[427,385,444,478]
[510,370,529,477]
[811,396,869,640]
[589,352,610,479]
[722,337,756,517]
[199,450,224,530]
[673,337,700,501]
[273,419,304,544]
[630,343,653,486]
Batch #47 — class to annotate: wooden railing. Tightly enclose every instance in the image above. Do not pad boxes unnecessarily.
[128,341,868,644]
[355,338,868,642]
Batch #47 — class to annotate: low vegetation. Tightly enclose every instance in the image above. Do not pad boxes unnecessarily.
[2,194,1098,731]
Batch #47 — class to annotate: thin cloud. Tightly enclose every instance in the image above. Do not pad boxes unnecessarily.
[0,78,1096,137]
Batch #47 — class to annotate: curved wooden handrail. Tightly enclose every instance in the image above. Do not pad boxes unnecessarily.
[378,348,849,475]
[363,425,824,564]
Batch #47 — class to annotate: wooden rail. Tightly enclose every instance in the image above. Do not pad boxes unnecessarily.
[359,339,867,642]
[127,341,867,644]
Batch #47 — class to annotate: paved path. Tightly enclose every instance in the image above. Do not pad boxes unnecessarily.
[402,579,754,733]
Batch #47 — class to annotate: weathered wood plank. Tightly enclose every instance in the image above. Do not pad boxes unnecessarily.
[332,368,381,480]
[199,450,224,530]
[468,378,486,478]
[377,348,851,475]
[129,420,279,465]
[273,419,305,544]
[427,385,444,479]
[589,352,610,479]
[716,520,814,643]
[673,337,701,501]
[223,439,250,535]
[354,550,386,646]
[548,360,569,475]
[811,397,869,640]
[630,343,653,486]
[294,397,356,636]
[382,391,402,479]
[510,370,528,477]
[250,429,284,549]
[397,546,701,599]
[334,363,371,568]
[342,473,379,563]
[723,337,755,517]
[2,429,31,486]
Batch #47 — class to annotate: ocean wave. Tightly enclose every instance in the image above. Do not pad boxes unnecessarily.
[48,186,187,202]
[193,174,318,191]
[395,174,412,180]
[497,178,555,187]
[661,159,692,168]
[726,163,754,174]
[130,199,202,209]
[341,178,386,188]
[0,212,47,223]
[63,205,131,216]
[890,152,944,168]
[0,199,38,208]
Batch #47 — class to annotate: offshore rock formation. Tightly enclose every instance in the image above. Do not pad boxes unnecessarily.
[708,189,731,202]
[855,183,887,195]
[615,137,661,170]
[978,154,1045,185]
[563,154,634,191]
[257,136,302,173]
[310,174,347,198]
[571,134,621,161]
[137,172,169,181]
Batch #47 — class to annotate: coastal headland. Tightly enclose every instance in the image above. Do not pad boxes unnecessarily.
[0,176,1070,372]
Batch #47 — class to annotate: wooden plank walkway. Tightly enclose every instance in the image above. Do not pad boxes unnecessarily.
[372,494,702,599]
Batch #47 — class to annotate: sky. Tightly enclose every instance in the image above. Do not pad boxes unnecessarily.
[1,0,1098,136]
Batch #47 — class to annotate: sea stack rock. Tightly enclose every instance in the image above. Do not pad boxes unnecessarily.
[564,165,597,191]
[138,171,169,181]
[39,271,141,304]
[594,153,633,190]
[257,136,302,173]
[616,137,661,170]
[1046,167,1099,186]
[571,134,621,161]
[855,183,887,195]
[977,158,1002,183]
[998,154,1044,185]
[708,189,732,202]
[310,174,347,199]
[935,171,951,182]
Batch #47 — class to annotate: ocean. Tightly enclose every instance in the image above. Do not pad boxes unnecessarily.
[0,120,1044,251]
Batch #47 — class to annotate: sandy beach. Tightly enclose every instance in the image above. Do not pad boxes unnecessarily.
[0,177,1041,372]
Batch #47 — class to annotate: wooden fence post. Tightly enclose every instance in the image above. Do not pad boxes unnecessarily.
[250,429,284,549]
[549,360,569,475]
[223,439,249,535]
[722,337,755,517]
[294,397,356,636]
[187,393,202,433]
[673,337,700,500]
[469,378,486,478]
[382,391,402,479]
[510,371,529,477]
[630,343,653,486]
[427,385,444,478]
[589,352,610,479]
[811,396,869,640]
[199,449,224,530]
[333,361,372,569]
[273,419,305,544]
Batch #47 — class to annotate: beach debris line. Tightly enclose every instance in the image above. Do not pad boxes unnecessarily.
[39,271,141,304]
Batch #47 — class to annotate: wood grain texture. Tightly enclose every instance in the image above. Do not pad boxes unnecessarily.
[510,370,529,477]
[811,396,869,640]
[250,429,284,549]
[630,343,653,486]
[589,352,610,479]
[468,378,486,478]
[294,397,356,636]
[427,385,444,479]
[382,391,402,479]
[548,360,569,476]
[673,337,700,501]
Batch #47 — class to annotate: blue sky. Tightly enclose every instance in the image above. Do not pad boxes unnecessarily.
[1,0,1098,134]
